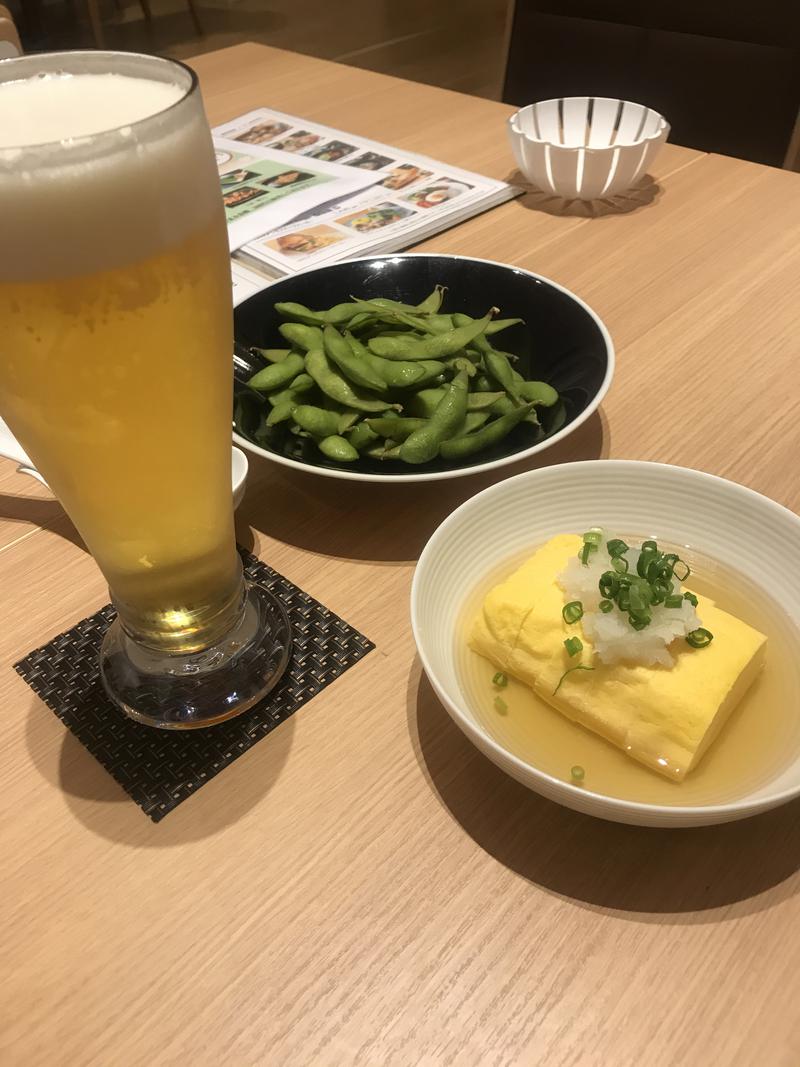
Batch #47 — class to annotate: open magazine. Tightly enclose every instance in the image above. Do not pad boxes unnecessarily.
[214,107,520,280]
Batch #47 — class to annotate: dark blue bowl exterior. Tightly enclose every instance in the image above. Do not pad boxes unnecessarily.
[233,255,610,474]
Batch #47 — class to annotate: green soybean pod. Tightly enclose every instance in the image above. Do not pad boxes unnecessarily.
[247,352,305,392]
[278,322,324,352]
[293,405,341,438]
[305,348,394,413]
[318,435,359,462]
[347,421,380,451]
[366,417,429,440]
[346,332,430,390]
[337,411,359,434]
[440,403,535,460]
[368,311,495,361]
[252,347,293,364]
[463,411,489,433]
[266,400,296,426]
[485,317,523,335]
[484,349,524,403]
[323,325,388,393]
[466,390,505,411]
[406,388,446,418]
[415,284,446,314]
[520,380,560,407]
[399,370,469,465]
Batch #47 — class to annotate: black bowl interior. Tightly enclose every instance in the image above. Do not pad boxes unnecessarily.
[233,255,610,475]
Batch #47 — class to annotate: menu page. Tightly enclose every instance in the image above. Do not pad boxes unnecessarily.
[214,107,519,276]
[214,136,375,250]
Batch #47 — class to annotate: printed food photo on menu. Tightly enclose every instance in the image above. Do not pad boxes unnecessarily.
[404,177,474,208]
[259,169,315,189]
[266,224,347,257]
[380,163,433,190]
[233,119,291,145]
[336,201,414,232]
[223,185,269,209]
[304,139,357,162]
[269,131,321,153]
[346,151,395,171]
[220,168,259,187]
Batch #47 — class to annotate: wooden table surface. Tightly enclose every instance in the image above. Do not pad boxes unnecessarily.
[3,43,800,1067]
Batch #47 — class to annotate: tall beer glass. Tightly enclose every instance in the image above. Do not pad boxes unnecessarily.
[0,51,290,728]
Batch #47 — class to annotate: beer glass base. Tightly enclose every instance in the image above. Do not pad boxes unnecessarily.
[100,580,292,729]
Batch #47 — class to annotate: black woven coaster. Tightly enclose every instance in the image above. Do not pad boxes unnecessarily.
[14,549,374,822]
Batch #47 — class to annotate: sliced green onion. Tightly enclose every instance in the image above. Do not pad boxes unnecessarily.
[582,528,603,546]
[564,636,583,657]
[686,628,713,648]
[637,550,657,578]
[492,671,508,688]
[580,543,596,566]
[629,614,650,630]
[664,594,683,609]
[617,588,631,613]
[642,539,658,552]
[628,585,648,615]
[598,572,619,598]
[611,556,629,574]
[599,599,614,613]
[606,539,629,558]
[570,765,585,783]
[553,664,595,695]
[673,560,691,581]
[683,591,698,607]
[562,600,584,624]
[494,695,508,713]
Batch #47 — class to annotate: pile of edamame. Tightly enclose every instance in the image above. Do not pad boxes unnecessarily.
[243,286,562,467]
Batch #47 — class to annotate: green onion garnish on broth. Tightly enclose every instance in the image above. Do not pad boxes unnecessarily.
[492,671,508,688]
[672,560,691,581]
[686,628,714,648]
[553,664,595,695]
[562,601,584,624]
[580,543,595,566]
[665,594,683,609]
[599,599,614,613]
[494,695,508,714]
[570,764,585,783]
[583,529,603,546]
[606,538,629,558]
[611,556,629,574]
[564,636,583,657]
[629,615,650,630]
[684,591,698,607]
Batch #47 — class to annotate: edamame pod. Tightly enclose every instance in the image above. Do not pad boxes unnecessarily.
[520,380,559,407]
[323,325,388,393]
[278,322,324,351]
[252,347,293,363]
[440,403,535,459]
[366,417,429,440]
[318,435,359,462]
[247,352,305,392]
[305,348,395,413]
[368,311,496,361]
[293,405,341,438]
[400,371,469,464]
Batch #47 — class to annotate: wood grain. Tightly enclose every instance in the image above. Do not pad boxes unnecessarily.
[2,43,800,1067]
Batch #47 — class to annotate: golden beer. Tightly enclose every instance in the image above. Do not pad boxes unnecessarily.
[0,52,289,726]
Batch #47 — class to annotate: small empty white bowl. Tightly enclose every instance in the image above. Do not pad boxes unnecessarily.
[411,460,800,828]
[508,97,669,200]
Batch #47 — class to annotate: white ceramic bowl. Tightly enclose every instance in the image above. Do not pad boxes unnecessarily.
[508,97,669,200]
[0,417,249,509]
[411,460,800,827]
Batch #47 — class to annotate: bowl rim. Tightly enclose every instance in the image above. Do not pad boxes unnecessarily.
[410,458,800,821]
[232,252,615,484]
[509,97,670,150]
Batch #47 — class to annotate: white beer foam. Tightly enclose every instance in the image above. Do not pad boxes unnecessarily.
[0,70,222,281]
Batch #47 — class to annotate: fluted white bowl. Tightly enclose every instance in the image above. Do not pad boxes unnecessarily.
[508,97,669,200]
[411,460,800,827]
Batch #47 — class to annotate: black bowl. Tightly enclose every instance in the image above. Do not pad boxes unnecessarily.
[232,254,613,481]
